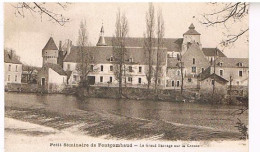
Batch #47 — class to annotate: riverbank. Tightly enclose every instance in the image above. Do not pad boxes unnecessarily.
[73,86,248,105]
[5,83,248,105]
[5,117,248,152]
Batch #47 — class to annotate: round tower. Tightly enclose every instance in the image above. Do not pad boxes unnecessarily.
[42,37,59,66]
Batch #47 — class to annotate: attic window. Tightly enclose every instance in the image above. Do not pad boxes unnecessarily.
[109,56,114,62]
[219,62,223,66]
[129,58,133,62]
[238,62,243,67]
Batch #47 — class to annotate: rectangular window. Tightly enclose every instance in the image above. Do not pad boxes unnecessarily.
[177,70,180,76]
[16,65,18,72]
[15,75,17,82]
[100,76,103,82]
[138,78,141,84]
[139,66,142,73]
[212,80,215,85]
[177,81,180,87]
[8,65,11,71]
[201,68,204,72]
[67,64,70,71]
[192,67,196,73]
[220,70,223,76]
[188,78,192,82]
[193,58,195,64]
[90,65,94,71]
[110,65,113,71]
[129,66,133,72]
[73,75,77,81]
[101,65,103,71]
[129,58,133,62]
[8,75,10,81]
[128,77,132,82]
[172,80,174,87]
[239,70,243,77]
[110,77,113,83]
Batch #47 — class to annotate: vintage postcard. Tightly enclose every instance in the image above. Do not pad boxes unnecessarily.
[3,2,248,152]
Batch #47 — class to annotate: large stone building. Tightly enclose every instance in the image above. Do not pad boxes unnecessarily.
[37,23,248,95]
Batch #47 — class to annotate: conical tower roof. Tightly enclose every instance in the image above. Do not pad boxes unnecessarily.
[183,23,200,35]
[96,24,107,46]
[42,37,58,50]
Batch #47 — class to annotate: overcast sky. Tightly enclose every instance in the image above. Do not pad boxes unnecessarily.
[4,3,249,67]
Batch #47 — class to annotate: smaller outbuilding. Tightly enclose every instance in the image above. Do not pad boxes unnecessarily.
[37,63,68,92]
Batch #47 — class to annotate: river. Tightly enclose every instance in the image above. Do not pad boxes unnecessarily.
[4,92,248,140]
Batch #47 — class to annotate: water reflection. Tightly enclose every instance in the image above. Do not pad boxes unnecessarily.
[5,92,248,132]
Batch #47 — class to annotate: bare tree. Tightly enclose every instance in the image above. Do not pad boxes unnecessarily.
[112,9,129,98]
[12,2,70,26]
[76,20,94,88]
[144,3,155,89]
[177,53,184,94]
[154,8,165,97]
[212,48,217,97]
[202,2,249,46]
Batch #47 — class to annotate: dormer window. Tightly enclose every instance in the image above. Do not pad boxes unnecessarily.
[129,58,133,63]
[238,62,243,67]
[91,56,95,61]
[109,56,114,62]
[219,62,223,66]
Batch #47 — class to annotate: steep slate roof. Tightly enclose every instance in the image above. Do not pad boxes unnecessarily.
[216,57,249,68]
[43,63,67,76]
[202,48,226,57]
[104,37,183,52]
[42,37,58,50]
[183,23,201,35]
[4,51,22,64]
[64,46,167,65]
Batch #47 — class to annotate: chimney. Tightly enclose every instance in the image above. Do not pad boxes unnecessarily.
[10,50,13,59]
[59,41,62,51]
[66,39,72,55]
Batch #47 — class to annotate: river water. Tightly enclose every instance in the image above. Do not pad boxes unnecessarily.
[5,92,248,134]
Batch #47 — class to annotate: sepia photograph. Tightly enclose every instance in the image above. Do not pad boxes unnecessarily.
[3,2,249,152]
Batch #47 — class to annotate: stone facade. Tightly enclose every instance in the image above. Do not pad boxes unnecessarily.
[36,23,248,95]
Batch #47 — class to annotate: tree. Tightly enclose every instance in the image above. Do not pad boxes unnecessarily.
[12,2,70,26]
[154,8,165,97]
[212,48,217,97]
[202,3,249,47]
[177,53,184,94]
[112,9,129,98]
[144,3,155,89]
[76,20,94,88]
